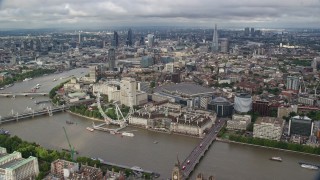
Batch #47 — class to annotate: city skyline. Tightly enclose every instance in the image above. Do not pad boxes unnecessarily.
[0,0,319,29]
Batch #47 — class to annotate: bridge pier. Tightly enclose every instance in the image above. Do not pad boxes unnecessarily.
[16,113,19,122]
[47,107,53,116]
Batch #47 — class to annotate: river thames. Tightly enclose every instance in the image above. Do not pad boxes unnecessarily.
[0,68,319,180]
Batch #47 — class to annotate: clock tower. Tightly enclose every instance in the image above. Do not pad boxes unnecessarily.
[172,155,183,180]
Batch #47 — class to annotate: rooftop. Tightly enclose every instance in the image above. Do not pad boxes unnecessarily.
[156,83,214,97]
[255,117,284,126]
[291,116,312,121]
[236,93,252,98]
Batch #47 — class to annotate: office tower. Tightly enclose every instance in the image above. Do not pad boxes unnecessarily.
[251,28,255,37]
[219,38,229,53]
[147,34,155,47]
[127,28,133,46]
[78,32,81,44]
[244,27,250,36]
[140,36,145,45]
[286,76,300,91]
[120,77,137,106]
[212,24,219,53]
[112,31,119,47]
[141,56,154,68]
[108,48,116,71]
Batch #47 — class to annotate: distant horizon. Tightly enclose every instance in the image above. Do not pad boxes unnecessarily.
[0,0,319,30]
[0,25,319,32]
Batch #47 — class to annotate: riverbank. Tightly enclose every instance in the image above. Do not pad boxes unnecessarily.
[217,138,320,158]
[67,110,104,122]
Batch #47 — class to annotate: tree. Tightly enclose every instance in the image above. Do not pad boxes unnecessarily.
[150,81,156,88]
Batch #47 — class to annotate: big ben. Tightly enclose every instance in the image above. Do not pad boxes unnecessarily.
[172,156,183,180]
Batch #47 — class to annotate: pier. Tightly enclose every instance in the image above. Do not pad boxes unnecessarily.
[180,119,226,179]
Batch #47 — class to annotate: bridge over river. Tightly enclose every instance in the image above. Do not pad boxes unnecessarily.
[0,92,48,97]
[0,105,69,124]
[180,119,226,179]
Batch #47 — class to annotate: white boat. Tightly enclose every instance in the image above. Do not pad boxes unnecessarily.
[270,157,282,162]
[53,79,57,82]
[301,164,319,170]
[122,132,134,137]
[23,78,32,81]
[86,127,94,132]
[131,166,143,171]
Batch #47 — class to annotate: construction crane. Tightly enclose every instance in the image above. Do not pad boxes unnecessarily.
[63,127,75,161]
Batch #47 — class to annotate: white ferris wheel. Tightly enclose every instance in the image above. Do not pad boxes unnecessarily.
[95,80,134,127]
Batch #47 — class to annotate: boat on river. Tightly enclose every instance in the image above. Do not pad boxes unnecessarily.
[66,120,74,125]
[270,157,282,162]
[299,162,320,170]
[86,127,94,132]
[122,132,134,137]
[0,129,10,135]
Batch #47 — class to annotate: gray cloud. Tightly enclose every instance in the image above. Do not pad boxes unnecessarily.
[0,0,319,29]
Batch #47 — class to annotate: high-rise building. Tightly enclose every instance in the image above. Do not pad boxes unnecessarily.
[312,57,320,73]
[112,31,119,47]
[108,48,116,71]
[120,77,137,107]
[127,28,133,46]
[140,36,145,45]
[212,24,219,53]
[286,76,300,91]
[78,32,81,44]
[219,38,229,53]
[251,28,255,37]
[147,34,155,47]
[89,66,97,82]
[244,27,250,36]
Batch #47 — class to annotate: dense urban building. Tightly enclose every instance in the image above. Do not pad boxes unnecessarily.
[286,76,300,91]
[289,116,314,137]
[207,97,233,117]
[234,93,252,113]
[46,159,103,180]
[253,100,270,116]
[0,147,39,180]
[227,114,251,130]
[253,117,284,141]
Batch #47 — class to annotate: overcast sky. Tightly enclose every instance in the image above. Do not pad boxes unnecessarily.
[0,0,319,29]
